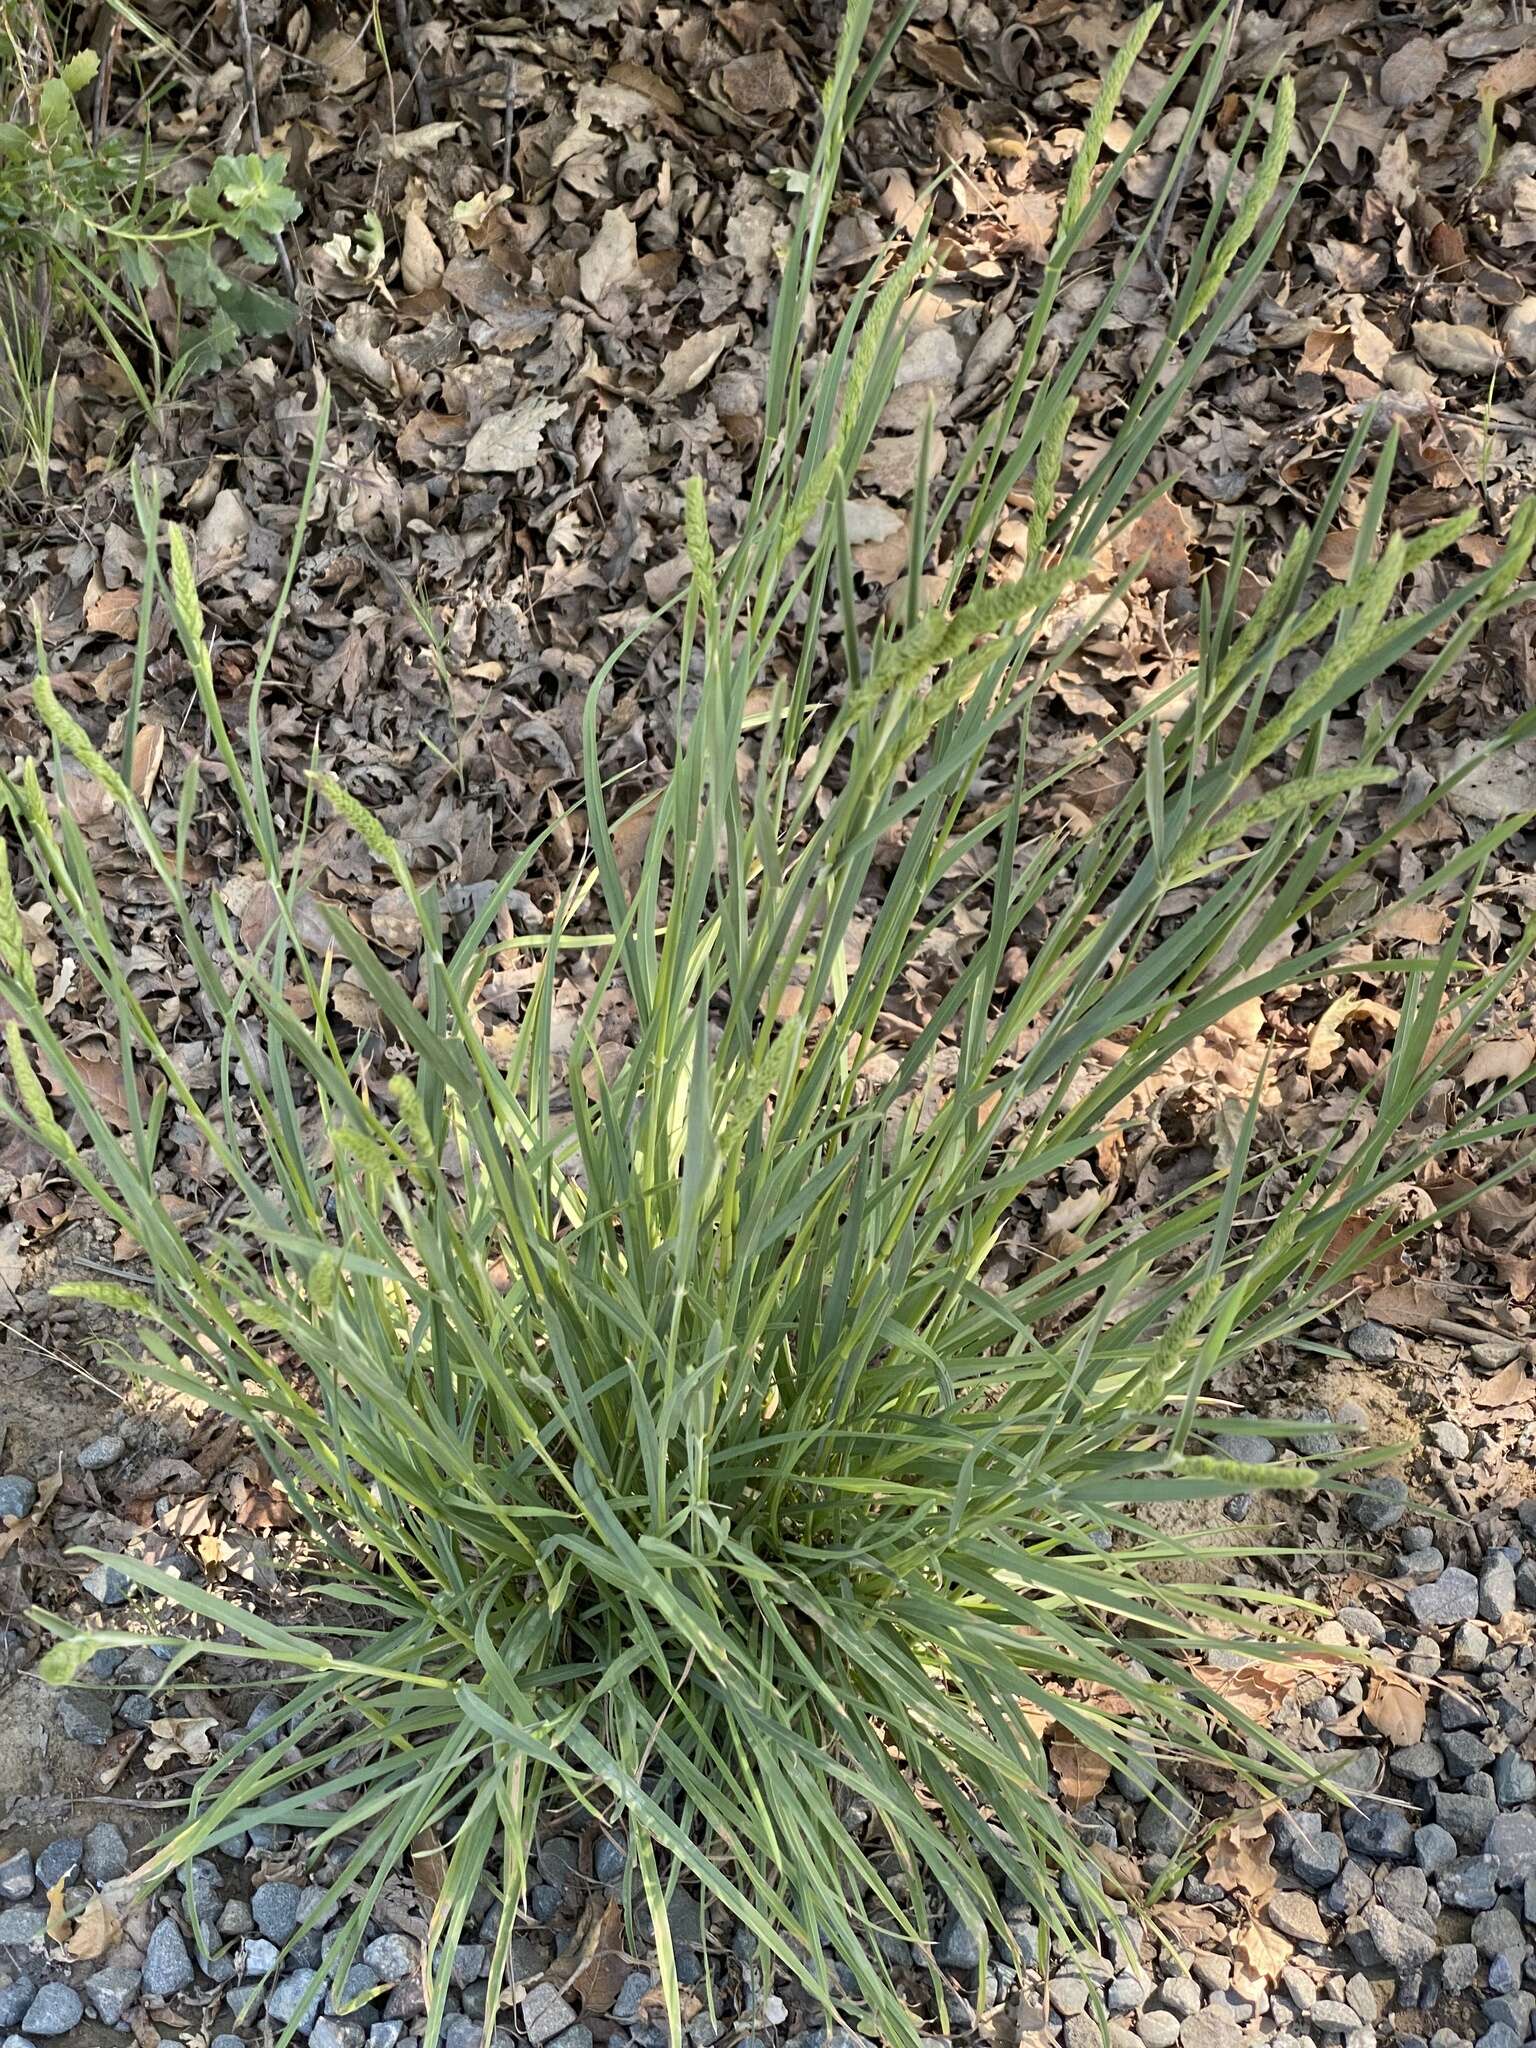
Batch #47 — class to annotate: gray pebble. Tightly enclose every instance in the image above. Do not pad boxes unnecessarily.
[1413,1824,1457,1874]
[1441,1856,1501,1910]
[34,1839,80,1890]
[521,1981,579,2047]
[312,2020,367,2048]
[0,1478,36,1522]
[1399,1547,1446,1586]
[1453,1621,1493,1670]
[1443,1695,1490,1732]
[85,1966,141,2024]
[81,1821,128,1885]
[1429,1420,1471,1460]
[1156,1979,1203,2020]
[328,1962,381,2013]
[1351,1477,1409,1533]
[211,2037,247,2048]
[1492,1750,1536,1805]
[269,1968,325,2029]
[1480,1557,1518,1624]
[935,1912,979,1973]
[594,1832,626,1883]
[77,1433,125,1470]
[1390,1743,1445,1781]
[0,1906,45,1944]
[362,1935,415,1982]
[1345,1808,1413,1860]
[0,1856,31,1903]
[80,1562,131,1605]
[143,1916,195,1998]
[1363,1901,1436,1970]
[545,2030,591,2048]
[1441,1944,1479,1993]
[1486,1811,1536,1884]
[0,1981,32,2030]
[1108,1975,1148,2014]
[1139,2016,1181,2048]
[55,1691,113,1744]
[20,1982,83,2035]
[1407,1568,1480,1629]
[1051,1978,1090,2017]
[1346,1322,1397,1362]
[1442,1730,1496,1778]
[252,1879,303,1944]
[611,1970,653,2021]
[1310,2002,1363,2032]
[1437,1791,1500,1847]
[1214,1431,1277,1464]
[238,1937,279,1977]
[369,2028,404,2048]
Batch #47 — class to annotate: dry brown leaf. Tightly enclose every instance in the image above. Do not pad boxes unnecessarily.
[44,1873,70,1945]
[1379,36,1448,108]
[654,324,738,402]
[1111,497,1195,592]
[1204,1805,1278,1902]
[66,1886,125,1960]
[463,398,565,475]
[1234,1916,1295,1991]
[1305,996,1399,1073]
[1364,1671,1426,1745]
[85,586,141,639]
[1049,1736,1112,1807]
[579,208,641,304]
[130,723,164,805]
[1462,1035,1535,1088]
[411,1828,447,1906]
[1482,43,1536,102]
[143,1714,220,1771]
[1467,1358,1536,1409]
[1362,1277,1445,1331]
[1413,321,1504,376]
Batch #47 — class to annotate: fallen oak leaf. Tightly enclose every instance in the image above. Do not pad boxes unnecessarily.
[1364,1671,1426,1746]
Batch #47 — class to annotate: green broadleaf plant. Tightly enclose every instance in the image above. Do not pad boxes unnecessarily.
[5,7,1536,2045]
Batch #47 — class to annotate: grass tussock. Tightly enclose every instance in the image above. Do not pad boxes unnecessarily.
[4,6,1536,2044]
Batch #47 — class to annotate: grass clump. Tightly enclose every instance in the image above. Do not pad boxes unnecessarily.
[6,6,1536,2044]
[0,3,298,486]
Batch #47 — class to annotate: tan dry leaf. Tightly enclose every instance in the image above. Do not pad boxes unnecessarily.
[143,1714,220,1771]
[579,207,641,304]
[1233,1916,1294,1992]
[131,723,164,805]
[1049,1736,1112,1807]
[654,324,738,403]
[400,209,444,295]
[1305,995,1399,1073]
[411,1828,447,1905]
[376,120,462,162]
[1379,36,1448,109]
[66,1886,125,1960]
[462,398,565,475]
[1467,1358,1536,1409]
[1111,497,1195,593]
[1413,321,1504,376]
[1364,1672,1426,1745]
[1462,1035,1536,1088]
[63,1049,148,1132]
[1204,1806,1278,1902]
[44,1873,70,1944]
[85,586,141,639]
[1482,43,1536,103]
[1360,1277,1443,1330]
[312,26,367,90]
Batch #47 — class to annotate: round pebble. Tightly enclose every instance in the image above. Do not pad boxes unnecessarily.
[21,1983,84,2036]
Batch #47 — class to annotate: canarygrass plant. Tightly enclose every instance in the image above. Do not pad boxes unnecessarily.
[9,6,1536,2043]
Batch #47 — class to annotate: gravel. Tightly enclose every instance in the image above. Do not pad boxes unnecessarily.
[33,1840,80,1891]
[80,1821,128,1884]
[77,1432,126,1469]
[79,1561,131,1605]
[84,1966,141,2024]
[0,1981,32,2030]
[0,1477,36,1521]
[253,1879,304,1943]
[0,1858,31,1905]
[20,1983,83,2036]
[521,1982,580,2046]
[55,1691,113,1744]
[1406,1565,1480,1627]
[1345,1321,1398,1361]
[142,1917,195,1998]
[0,1905,45,1945]
[1487,1811,1536,1883]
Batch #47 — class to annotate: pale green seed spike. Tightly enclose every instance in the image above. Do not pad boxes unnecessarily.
[1190,765,1395,866]
[5,1022,74,1158]
[1060,6,1159,237]
[18,759,50,835]
[934,555,1085,662]
[0,842,36,1002]
[166,524,207,651]
[308,1250,339,1315]
[51,1280,155,1315]
[32,668,134,811]
[1399,506,1481,578]
[310,773,415,896]
[1180,75,1295,337]
[1029,399,1077,559]
[388,1073,434,1159]
[683,477,717,604]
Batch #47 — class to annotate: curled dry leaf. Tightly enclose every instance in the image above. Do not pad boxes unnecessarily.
[1364,1671,1426,1746]
[1204,1804,1279,1902]
[1049,1734,1112,1806]
[1462,1035,1536,1088]
[1413,321,1504,377]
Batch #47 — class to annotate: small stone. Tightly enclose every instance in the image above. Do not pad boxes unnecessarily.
[1442,1730,1496,1777]
[1351,1477,1409,1533]
[85,1966,141,2024]
[1390,1743,1445,1781]
[81,1821,128,1884]
[1442,1944,1479,1993]
[363,1935,415,1982]
[0,1478,36,1522]
[329,1962,381,2013]
[1413,1824,1457,1874]
[1492,1750,1536,1806]
[1180,2014,1241,2048]
[80,1562,131,1605]
[1051,1978,1091,2017]
[1442,1695,1490,1732]
[0,1855,31,1902]
[270,1969,325,2029]
[369,2028,404,2048]
[1407,1569,1480,1629]
[77,1433,126,1470]
[1139,1793,1196,1858]
[1139,2015,1181,2048]
[1399,1547,1446,1585]
[449,1941,485,1987]
[1486,1812,1536,1885]
[0,1906,45,1944]
[20,1982,84,2035]
[55,1691,113,1744]
[34,1839,81,1890]
[1480,1558,1518,1624]
[1363,1902,1436,1971]
[593,1833,626,1883]
[1437,1791,1500,1847]
[1156,1980,1203,2020]
[143,1916,195,1998]
[935,1911,980,1973]
[1310,2001,1362,2032]
[238,1937,279,1977]
[312,2020,367,2048]
[0,1981,32,2030]
[1292,1830,1345,1887]
[1345,1808,1414,1860]
[1429,1420,1471,1460]
[1215,1431,1277,1464]
[253,1879,303,1944]
[1337,1606,1387,1644]
[1453,1622,1493,1671]
[545,2030,592,2048]
[521,1981,579,2047]
[1347,1322,1398,1362]
[1267,1891,1330,1942]
[211,2037,247,2048]
[1441,1857,1501,1910]
[612,1970,652,2021]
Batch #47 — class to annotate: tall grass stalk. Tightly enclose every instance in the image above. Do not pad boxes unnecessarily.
[6,6,1536,2043]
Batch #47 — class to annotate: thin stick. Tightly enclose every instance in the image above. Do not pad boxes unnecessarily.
[394,0,435,126]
